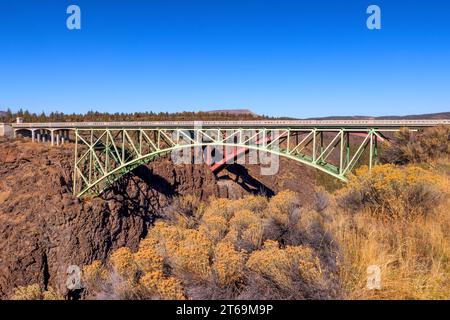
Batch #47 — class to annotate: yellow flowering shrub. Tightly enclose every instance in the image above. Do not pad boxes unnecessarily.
[234,195,268,214]
[264,190,299,226]
[199,213,228,243]
[146,221,186,246]
[82,260,110,291]
[261,239,279,250]
[139,271,162,292]
[133,247,164,274]
[76,191,341,299]
[203,198,238,221]
[213,241,247,285]
[247,241,293,288]
[10,284,62,300]
[170,229,213,280]
[42,286,63,300]
[10,284,42,300]
[156,277,186,300]
[109,247,138,281]
[227,209,263,250]
[136,236,159,252]
[139,271,185,300]
[284,246,324,285]
[246,240,324,291]
[337,164,446,219]
[145,222,213,280]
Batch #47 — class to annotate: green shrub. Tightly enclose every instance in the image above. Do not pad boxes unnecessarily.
[337,164,446,220]
[382,126,450,165]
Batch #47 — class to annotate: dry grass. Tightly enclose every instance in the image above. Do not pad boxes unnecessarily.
[330,158,450,299]
[330,199,450,299]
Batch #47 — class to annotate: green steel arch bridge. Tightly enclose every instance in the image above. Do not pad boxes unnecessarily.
[11,119,450,198]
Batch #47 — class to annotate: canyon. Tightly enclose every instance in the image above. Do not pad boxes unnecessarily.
[0,137,316,298]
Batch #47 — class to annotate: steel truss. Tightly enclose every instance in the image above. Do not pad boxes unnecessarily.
[73,127,387,198]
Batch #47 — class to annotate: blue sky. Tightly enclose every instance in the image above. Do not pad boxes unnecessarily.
[0,0,449,118]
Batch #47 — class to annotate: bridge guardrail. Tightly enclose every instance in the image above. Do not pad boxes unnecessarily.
[10,119,450,129]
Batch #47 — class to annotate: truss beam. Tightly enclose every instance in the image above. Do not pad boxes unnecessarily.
[73,127,382,198]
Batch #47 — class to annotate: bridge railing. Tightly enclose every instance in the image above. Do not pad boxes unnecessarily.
[10,119,450,129]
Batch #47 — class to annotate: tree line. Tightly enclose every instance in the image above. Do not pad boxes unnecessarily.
[0,109,286,123]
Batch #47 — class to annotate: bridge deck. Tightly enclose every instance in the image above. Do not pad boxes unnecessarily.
[11,119,450,130]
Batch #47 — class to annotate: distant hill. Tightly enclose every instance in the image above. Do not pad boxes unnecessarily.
[206,109,257,116]
[377,112,450,120]
[206,110,450,120]
[0,111,6,116]
[306,112,450,120]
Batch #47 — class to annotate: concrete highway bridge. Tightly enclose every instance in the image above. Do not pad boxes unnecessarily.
[10,119,450,198]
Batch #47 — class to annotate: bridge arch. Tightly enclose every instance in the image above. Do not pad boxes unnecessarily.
[77,142,349,198]
[14,128,34,139]
[72,127,383,198]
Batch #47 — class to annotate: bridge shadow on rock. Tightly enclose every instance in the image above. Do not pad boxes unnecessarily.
[101,165,179,221]
[133,165,179,198]
[218,164,275,197]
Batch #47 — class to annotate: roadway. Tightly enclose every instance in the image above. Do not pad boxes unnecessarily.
[11,119,450,130]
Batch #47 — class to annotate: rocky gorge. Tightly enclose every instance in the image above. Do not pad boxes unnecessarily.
[0,137,316,298]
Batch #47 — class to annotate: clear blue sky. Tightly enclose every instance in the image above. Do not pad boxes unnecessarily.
[0,0,449,118]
